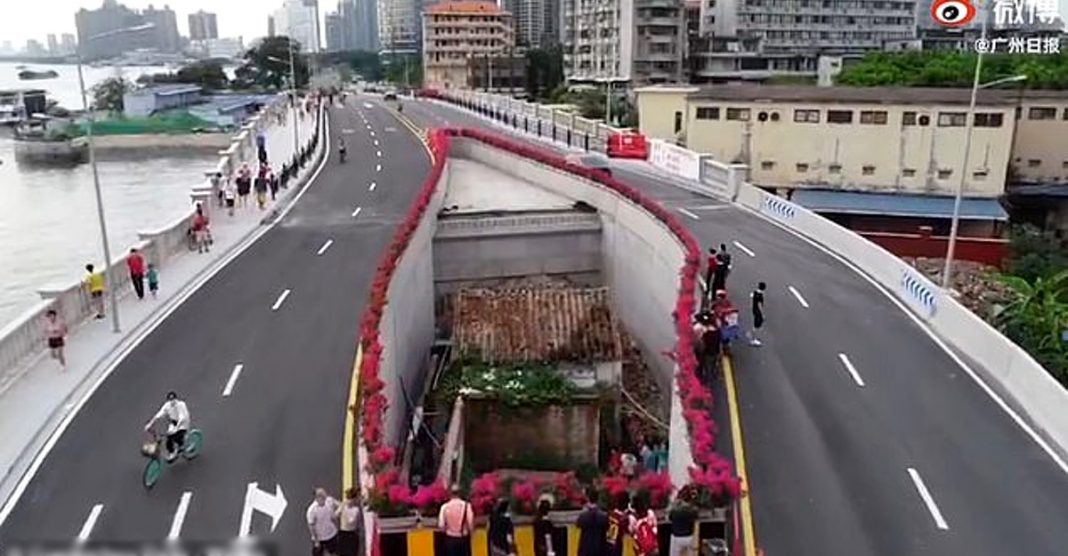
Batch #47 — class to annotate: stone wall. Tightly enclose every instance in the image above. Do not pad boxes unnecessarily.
[463,396,601,471]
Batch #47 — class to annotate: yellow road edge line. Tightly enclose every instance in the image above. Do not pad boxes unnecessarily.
[723,354,758,556]
[383,101,434,162]
[342,344,363,493]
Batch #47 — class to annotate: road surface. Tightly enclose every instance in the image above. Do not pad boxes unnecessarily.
[403,98,1068,556]
[0,97,431,552]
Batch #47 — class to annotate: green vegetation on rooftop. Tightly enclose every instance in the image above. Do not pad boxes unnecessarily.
[837,50,1068,89]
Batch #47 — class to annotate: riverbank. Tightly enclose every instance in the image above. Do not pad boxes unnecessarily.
[90,132,232,153]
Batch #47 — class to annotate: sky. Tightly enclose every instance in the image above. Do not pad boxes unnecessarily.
[0,0,317,47]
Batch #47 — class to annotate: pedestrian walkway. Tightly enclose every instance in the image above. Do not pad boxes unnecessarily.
[0,102,323,506]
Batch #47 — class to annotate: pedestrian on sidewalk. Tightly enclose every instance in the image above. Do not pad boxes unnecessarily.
[210,172,224,207]
[127,248,146,300]
[438,484,474,556]
[667,486,699,556]
[334,487,362,556]
[236,163,252,209]
[576,487,608,556]
[223,178,237,217]
[83,264,105,319]
[307,487,340,556]
[256,131,268,165]
[629,497,659,556]
[191,204,210,254]
[268,168,279,201]
[703,248,718,310]
[254,171,268,210]
[488,498,517,556]
[43,309,68,368]
[750,281,767,347]
[713,243,732,293]
[147,263,160,299]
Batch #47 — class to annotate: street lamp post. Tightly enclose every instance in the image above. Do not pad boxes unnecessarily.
[268,48,301,159]
[940,12,1027,288]
[76,60,120,333]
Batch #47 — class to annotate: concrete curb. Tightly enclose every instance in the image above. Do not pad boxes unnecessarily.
[0,106,329,511]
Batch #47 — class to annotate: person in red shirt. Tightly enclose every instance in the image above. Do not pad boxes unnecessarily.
[605,492,630,556]
[127,248,146,300]
[191,204,211,254]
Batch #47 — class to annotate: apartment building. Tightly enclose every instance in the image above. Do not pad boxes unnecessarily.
[636,85,1068,233]
[501,0,559,48]
[561,0,684,85]
[380,0,421,53]
[687,0,915,81]
[422,0,516,89]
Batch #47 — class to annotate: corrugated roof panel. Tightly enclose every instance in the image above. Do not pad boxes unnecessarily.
[791,189,1009,220]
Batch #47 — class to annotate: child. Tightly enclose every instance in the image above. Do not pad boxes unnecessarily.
[147,263,160,298]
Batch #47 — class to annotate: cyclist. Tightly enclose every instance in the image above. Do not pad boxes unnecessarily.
[338,138,347,162]
[144,391,191,462]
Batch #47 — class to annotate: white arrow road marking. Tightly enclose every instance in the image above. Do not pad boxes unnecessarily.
[375,164,381,172]
[238,482,288,537]
[907,468,949,530]
[678,208,700,220]
[733,241,756,257]
[369,182,377,191]
[167,492,193,540]
[316,239,334,256]
[788,285,810,308]
[351,206,363,218]
[837,354,865,387]
[77,504,104,541]
[223,364,245,397]
[270,289,291,312]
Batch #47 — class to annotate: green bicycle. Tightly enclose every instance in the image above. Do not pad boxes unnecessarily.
[141,429,203,490]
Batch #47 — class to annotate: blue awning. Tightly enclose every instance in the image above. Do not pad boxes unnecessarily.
[791,189,1008,221]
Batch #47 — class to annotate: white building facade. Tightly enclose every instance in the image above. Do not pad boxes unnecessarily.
[273,0,321,52]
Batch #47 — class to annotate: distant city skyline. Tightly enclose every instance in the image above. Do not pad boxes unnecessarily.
[0,1,324,49]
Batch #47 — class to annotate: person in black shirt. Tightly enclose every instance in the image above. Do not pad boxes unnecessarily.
[488,498,516,556]
[533,498,555,556]
[712,244,732,293]
[667,486,699,556]
[576,488,608,556]
[750,281,766,347]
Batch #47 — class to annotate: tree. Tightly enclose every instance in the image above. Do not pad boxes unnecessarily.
[994,270,1068,383]
[1007,224,1068,284]
[526,47,564,99]
[383,54,421,87]
[137,60,230,90]
[234,36,309,90]
[92,77,132,112]
[836,50,1068,88]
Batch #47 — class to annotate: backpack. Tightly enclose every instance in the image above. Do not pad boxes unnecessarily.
[635,516,658,555]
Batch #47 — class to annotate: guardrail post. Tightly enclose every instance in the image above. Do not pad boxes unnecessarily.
[566,128,572,147]
[552,123,557,142]
[524,117,529,132]
[584,133,590,151]
[537,119,542,136]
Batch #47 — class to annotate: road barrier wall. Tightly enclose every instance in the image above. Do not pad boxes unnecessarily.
[0,94,324,382]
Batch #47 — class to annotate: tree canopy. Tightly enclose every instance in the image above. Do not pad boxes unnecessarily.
[234,36,310,90]
[836,50,1068,89]
[137,60,230,90]
[92,76,132,112]
[526,47,564,99]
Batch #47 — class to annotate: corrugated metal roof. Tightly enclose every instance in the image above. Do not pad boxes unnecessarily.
[129,84,202,97]
[453,287,622,364]
[791,189,1009,220]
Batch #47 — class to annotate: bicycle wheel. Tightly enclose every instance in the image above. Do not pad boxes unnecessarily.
[143,458,163,490]
[183,429,203,460]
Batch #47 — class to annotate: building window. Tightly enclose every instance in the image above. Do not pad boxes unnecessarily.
[862,165,875,175]
[761,160,775,170]
[674,111,683,133]
[902,111,917,126]
[1029,107,1057,120]
[796,163,809,172]
[938,112,967,127]
[859,111,888,125]
[1028,159,1042,167]
[827,110,853,124]
[974,113,1004,127]
[696,107,720,120]
[1062,160,1068,169]
[973,170,988,180]
[726,108,750,121]
[938,168,953,179]
[794,109,820,123]
[829,163,842,174]
[1063,108,1068,120]
[902,168,916,177]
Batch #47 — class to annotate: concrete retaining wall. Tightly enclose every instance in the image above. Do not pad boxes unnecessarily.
[380,161,450,448]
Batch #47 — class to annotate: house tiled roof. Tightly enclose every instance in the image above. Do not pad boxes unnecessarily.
[452,286,622,364]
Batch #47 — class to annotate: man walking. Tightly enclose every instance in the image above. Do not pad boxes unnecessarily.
[576,487,608,556]
[712,244,732,294]
[127,248,146,300]
[667,486,699,556]
[83,264,106,319]
[307,487,340,556]
[750,282,767,347]
[703,247,718,309]
[438,484,474,556]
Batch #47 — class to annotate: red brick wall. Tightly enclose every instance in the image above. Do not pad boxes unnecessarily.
[860,228,1009,268]
[464,397,600,471]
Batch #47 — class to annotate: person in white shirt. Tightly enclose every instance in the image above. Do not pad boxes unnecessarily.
[308,487,340,556]
[143,391,191,462]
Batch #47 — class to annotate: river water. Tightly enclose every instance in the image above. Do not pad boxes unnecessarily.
[0,62,216,329]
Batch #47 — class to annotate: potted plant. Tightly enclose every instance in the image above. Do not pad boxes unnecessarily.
[368,471,417,532]
[411,481,451,521]
[634,470,674,519]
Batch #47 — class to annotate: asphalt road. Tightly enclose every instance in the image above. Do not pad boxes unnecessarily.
[0,97,431,551]
[405,98,1068,556]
